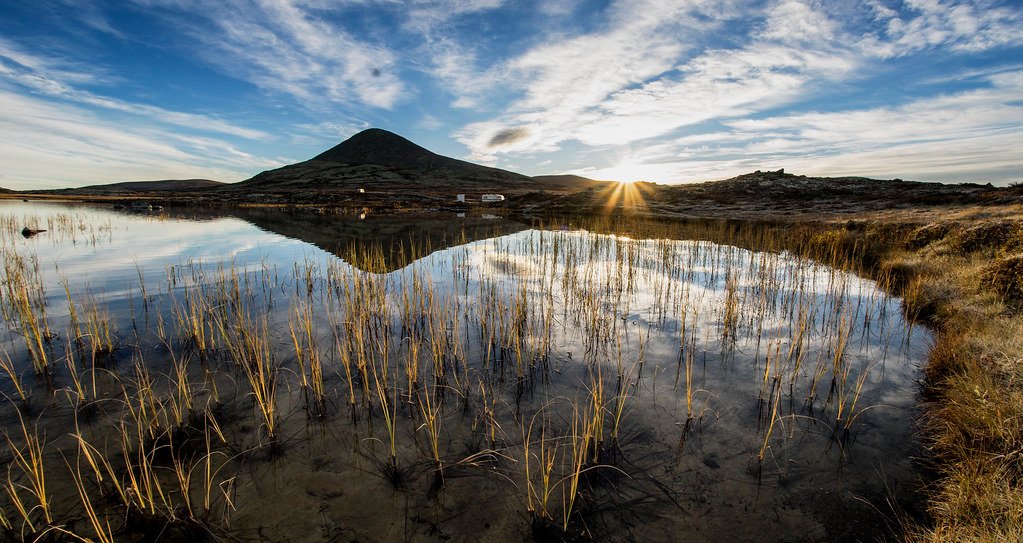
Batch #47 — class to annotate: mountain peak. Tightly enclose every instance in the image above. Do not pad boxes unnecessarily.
[235,128,540,193]
[311,128,449,169]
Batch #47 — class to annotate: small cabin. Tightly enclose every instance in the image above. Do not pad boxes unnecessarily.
[481,194,505,203]
[358,188,365,193]
[456,194,466,202]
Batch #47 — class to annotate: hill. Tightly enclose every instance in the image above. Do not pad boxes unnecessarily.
[230,128,542,194]
[57,179,225,194]
[532,174,610,191]
[518,169,1019,218]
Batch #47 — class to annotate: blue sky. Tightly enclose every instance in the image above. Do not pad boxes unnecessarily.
[0,0,1021,189]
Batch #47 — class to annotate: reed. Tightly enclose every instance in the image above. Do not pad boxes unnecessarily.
[415,379,445,484]
[3,414,53,534]
[8,271,50,374]
[0,348,29,410]
[371,356,403,487]
[224,314,280,446]
[290,301,326,418]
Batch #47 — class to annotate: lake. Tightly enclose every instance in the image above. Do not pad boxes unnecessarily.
[0,201,929,542]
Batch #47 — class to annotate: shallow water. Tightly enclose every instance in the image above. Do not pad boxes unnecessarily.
[0,201,929,542]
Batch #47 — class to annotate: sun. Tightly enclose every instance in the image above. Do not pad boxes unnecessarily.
[603,179,650,212]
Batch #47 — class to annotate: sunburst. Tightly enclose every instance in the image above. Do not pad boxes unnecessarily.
[603,180,651,213]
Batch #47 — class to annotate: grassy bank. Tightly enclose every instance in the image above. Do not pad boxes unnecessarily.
[570,205,1023,540]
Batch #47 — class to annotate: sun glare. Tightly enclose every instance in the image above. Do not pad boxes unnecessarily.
[604,177,649,212]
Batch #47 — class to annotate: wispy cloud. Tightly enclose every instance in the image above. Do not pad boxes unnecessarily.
[860,0,1023,57]
[454,0,735,161]
[0,38,269,139]
[133,0,407,110]
[0,89,281,189]
[448,0,1022,183]
[581,69,1023,183]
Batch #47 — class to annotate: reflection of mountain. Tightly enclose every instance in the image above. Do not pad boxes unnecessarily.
[223,207,529,273]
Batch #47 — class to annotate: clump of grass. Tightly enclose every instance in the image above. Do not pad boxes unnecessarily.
[290,301,326,419]
[2,250,56,375]
[3,414,54,538]
[82,296,118,364]
[983,254,1023,302]
[0,348,30,412]
[949,219,1023,255]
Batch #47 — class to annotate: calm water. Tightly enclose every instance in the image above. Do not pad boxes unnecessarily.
[0,201,929,542]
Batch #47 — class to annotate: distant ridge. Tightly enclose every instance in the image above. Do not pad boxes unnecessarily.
[532,174,610,191]
[526,169,1015,216]
[232,128,544,193]
[57,179,224,194]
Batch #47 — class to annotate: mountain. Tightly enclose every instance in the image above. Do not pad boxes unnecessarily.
[56,179,225,194]
[312,128,470,169]
[231,128,542,194]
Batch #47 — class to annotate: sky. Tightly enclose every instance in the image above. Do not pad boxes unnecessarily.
[0,0,1021,190]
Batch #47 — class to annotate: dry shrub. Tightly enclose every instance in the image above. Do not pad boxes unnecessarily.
[917,332,1023,542]
[951,220,1023,254]
[984,254,1023,302]
[907,222,954,250]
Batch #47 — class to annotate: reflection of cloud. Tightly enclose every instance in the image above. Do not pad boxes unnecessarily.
[4,202,334,306]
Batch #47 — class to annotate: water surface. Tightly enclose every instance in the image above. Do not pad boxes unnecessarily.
[0,201,929,542]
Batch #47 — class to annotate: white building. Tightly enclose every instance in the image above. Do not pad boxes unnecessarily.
[481,194,505,202]
[456,194,466,202]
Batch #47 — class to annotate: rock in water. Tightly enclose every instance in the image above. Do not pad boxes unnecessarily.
[21,227,46,238]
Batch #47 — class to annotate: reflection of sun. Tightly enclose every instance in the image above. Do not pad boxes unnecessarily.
[604,180,650,213]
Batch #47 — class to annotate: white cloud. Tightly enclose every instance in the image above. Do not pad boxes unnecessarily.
[585,69,1023,184]
[446,0,1021,185]
[417,114,443,130]
[133,0,407,110]
[454,0,736,161]
[0,38,269,140]
[0,90,281,189]
[456,0,856,159]
[860,0,1023,57]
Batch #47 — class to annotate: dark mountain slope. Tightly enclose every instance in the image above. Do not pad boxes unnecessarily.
[230,128,541,193]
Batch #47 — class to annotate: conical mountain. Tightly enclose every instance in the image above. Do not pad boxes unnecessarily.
[311,128,462,169]
[232,128,539,193]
